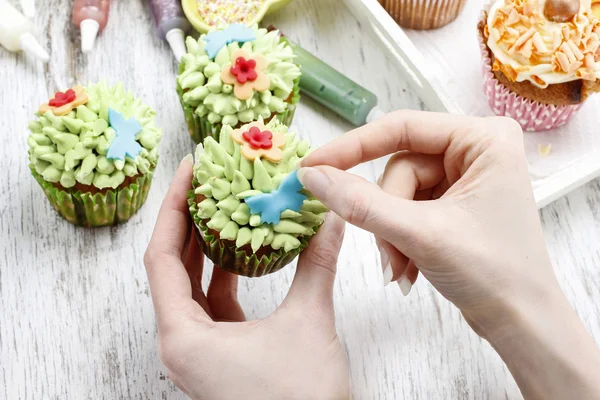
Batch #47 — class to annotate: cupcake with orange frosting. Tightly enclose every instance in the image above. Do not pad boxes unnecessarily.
[478,0,600,131]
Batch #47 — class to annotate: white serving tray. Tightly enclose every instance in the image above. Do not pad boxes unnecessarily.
[345,0,600,208]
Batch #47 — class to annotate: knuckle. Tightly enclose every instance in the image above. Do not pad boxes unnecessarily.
[389,109,413,127]
[426,212,452,243]
[143,247,156,268]
[498,116,523,136]
[409,221,448,261]
[143,248,171,278]
[489,117,524,144]
[497,139,526,161]
[480,117,526,161]
[159,329,214,374]
[158,334,184,373]
[340,188,373,227]
[484,115,520,133]
[304,243,338,272]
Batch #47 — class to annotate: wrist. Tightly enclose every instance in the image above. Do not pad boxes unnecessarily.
[464,280,600,399]
[461,275,565,344]
[469,281,566,345]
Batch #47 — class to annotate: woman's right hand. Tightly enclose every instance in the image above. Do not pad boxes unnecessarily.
[298,110,600,399]
[299,111,555,326]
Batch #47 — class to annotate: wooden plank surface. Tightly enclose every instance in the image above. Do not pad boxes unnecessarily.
[1,0,598,399]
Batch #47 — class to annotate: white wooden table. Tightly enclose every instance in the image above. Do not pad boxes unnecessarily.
[1,0,599,398]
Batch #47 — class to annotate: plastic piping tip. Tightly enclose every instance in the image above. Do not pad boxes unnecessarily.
[80,19,100,53]
[20,0,35,18]
[166,29,186,62]
[19,32,49,62]
[366,106,386,124]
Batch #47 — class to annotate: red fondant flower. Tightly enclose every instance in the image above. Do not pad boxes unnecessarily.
[221,49,270,101]
[230,57,258,84]
[242,126,273,149]
[231,121,286,162]
[49,89,77,107]
[39,85,89,116]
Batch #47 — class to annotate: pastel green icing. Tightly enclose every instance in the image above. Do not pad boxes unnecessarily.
[191,118,327,253]
[27,82,161,190]
[178,26,300,124]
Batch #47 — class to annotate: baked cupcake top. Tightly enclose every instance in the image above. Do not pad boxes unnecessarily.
[190,118,327,253]
[28,82,161,190]
[485,0,600,87]
[177,24,300,127]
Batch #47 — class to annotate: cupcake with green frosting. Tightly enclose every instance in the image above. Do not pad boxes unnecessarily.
[177,24,301,144]
[28,82,162,227]
[189,118,327,277]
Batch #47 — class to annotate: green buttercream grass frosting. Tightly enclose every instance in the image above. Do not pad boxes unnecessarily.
[177,25,301,127]
[190,118,328,253]
[27,82,161,190]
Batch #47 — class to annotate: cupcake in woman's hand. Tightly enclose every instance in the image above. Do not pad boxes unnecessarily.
[176,24,301,144]
[189,118,327,277]
[28,82,161,227]
[479,0,600,131]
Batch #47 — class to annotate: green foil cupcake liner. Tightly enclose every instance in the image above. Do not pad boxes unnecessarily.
[189,194,309,277]
[30,164,153,227]
[178,76,301,144]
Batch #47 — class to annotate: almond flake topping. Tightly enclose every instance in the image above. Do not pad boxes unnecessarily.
[491,0,600,81]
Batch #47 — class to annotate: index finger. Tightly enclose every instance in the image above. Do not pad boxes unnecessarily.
[301,110,478,171]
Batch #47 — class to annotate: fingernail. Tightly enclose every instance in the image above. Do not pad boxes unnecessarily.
[378,246,392,286]
[398,275,412,296]
[382,263,393,286]
[297,167,331,200]
[181,153,193,165]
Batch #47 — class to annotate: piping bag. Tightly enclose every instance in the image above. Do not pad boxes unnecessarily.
[180,1,383,125]
[0,0,49,62]
[268,27,387,182]
[147,0,191,62]
[73,0,110,53]
[269,26,385,126]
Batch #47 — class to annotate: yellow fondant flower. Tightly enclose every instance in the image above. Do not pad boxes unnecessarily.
[39,85,89,116]
[221,49,270,101]
[231,121,286,162]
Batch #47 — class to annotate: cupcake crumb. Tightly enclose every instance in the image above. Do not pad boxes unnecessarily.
[538,143,552,157]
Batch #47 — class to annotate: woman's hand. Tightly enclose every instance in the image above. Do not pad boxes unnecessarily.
[298,110,600,399]
[299,111,552,320]
[144,156,349,400]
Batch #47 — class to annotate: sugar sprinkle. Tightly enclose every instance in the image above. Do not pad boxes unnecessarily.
[197,0,266,28]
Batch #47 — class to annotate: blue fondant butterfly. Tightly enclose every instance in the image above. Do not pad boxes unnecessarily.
[204,24,256,59]
[245,170,307,225]
[106,108,142,161]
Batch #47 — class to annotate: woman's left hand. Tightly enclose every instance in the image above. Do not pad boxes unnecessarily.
[144,156,350,400]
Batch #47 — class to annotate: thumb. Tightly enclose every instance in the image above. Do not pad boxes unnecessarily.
[284,213,346,315]
[297,166,423,246]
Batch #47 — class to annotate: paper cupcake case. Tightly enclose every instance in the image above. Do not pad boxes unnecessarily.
[31,165,153,227]
[477,9,582,132]
[189,192,310,277]
[378,0,468,30]
[178,77,300,144]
